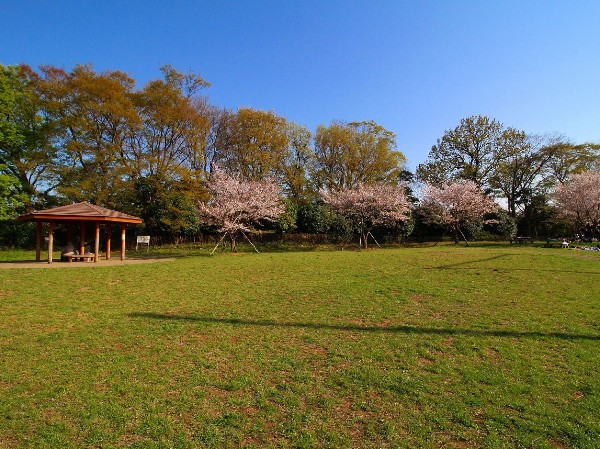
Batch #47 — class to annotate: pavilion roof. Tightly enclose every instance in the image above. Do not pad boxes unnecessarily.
[18,202,143,224]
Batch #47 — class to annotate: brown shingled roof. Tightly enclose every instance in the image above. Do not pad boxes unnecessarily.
[18,202,143,224]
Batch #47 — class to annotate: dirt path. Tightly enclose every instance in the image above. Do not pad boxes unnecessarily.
[0,258,176,268]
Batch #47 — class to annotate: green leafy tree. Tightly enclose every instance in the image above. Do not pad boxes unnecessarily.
[0,64,58,208]
[312,120,405,190]
[417,115,517,189]
[519,193,568,239]
[482,209,517,240]
[213,108,290,183]
[125,66,212,234]
[0,165,27,220]
[296,201,338,234]
[128,66,211,184]
[190,100,224,176]
[489,133,559,217]
[211,109,316,206]
[282,122,314,202]
[129,175,200,242]
[39,64,211,209]
[542,141,600,184]
[40,64,140,207]
[274,199,298,234]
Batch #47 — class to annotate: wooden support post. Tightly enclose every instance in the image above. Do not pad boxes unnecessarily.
[36,222,42,261]
[121,224,126,261]
[67,223,73,245]
[48,221,54,264]
[80,222,85,256]
[106,223,111,260]
[94,222,100,263]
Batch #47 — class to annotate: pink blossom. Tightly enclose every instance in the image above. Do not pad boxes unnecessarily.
[554,171,600,235]
[199,166,284,251]
[420,180,498,243]
[321,183,411,248]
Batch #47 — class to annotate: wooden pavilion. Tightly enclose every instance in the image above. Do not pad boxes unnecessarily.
[18,202,143,264]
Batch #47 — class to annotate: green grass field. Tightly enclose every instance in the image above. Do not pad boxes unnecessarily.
[0,244,598,448]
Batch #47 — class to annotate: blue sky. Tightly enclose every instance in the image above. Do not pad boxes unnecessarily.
[2,0,599,169]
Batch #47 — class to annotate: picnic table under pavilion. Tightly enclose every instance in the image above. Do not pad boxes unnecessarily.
[18,202,143,264]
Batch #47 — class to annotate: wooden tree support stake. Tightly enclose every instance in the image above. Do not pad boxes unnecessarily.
[240,231,260,253]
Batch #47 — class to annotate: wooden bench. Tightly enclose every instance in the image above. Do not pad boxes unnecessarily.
[66,254,95,262]
[511,236,533,244]
[545,238,569,248]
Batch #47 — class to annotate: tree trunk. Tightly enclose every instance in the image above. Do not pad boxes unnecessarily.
[231,234,237,252]
[508,197,516,217]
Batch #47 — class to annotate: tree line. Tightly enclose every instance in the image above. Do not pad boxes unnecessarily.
[1,64,599,246]
[416,116,599,239]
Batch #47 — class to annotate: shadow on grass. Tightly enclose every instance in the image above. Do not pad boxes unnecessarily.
[125,248,213,259]
[129,313,600,341]
[433,254,600,274]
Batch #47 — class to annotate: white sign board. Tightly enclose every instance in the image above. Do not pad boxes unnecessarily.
[136,236,150,251]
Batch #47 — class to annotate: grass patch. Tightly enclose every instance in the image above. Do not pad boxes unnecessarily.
[1,244,599,448]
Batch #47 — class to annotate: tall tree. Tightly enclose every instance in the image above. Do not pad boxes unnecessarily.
[192,101,226,176]
[313,120,405,190]
[127,65,211,183]
[420,180,498,244]
[213,108,290,183]
[489,133,559,217]
[40,64,140,206]
[321,183,411,249]
[282,122,313,202]
[0,64,58,208]
[129,174,200,242]
[542,141,600,184]
[0,165,27,219]
[119,66,212,239]
[416,115,516,189]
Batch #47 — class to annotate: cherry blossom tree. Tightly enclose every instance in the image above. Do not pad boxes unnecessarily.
[199,166,284,253]
[554,171,600,239]
[321,183,411,249]
[420,180,498,244]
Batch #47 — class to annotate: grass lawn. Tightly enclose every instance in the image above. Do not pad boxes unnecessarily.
[0,243,598,448]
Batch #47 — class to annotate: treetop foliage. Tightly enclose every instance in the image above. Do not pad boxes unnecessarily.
[313,120,405,191]
[417,115,517,187]
[1,63,598,244]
